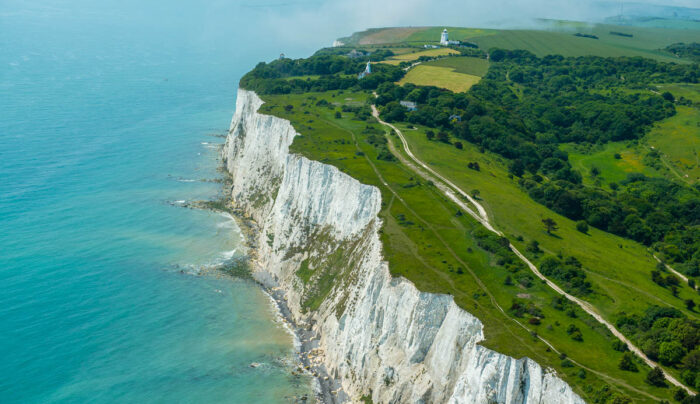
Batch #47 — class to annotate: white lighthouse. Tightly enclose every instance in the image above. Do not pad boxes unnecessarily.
[440,28,449,45]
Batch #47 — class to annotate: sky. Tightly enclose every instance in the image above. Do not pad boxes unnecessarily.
[1,0,697,64]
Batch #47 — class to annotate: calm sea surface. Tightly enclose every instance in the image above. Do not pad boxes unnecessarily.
[0,1,328,402]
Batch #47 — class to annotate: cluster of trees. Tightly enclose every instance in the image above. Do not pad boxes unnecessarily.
[616,306,700,388]
[665,42,700,63]
[521,173,699,248]
[473,228,525,273]
[240,54,404,94]
[361,124,395,161]
[539,255,592,296]
[376,51,699,268]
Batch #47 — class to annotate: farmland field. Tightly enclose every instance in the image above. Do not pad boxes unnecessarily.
[422,56,490,77]
[398,65,481,92]
[381,48,459,65]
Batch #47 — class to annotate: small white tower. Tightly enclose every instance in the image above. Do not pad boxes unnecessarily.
[440,29,449,45]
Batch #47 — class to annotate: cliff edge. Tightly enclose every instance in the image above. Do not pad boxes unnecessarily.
[222,89,585,404]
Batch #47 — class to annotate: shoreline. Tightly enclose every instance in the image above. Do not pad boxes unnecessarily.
[227,205,347,404]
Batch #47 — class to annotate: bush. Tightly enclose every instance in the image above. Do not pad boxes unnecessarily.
[645,366,666,387]
[618,352,638,372]
[576,220,589,234]
[674,387,688,402]
[659,341,686,365]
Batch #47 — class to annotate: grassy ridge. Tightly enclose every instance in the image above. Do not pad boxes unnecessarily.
[256,90,680,402]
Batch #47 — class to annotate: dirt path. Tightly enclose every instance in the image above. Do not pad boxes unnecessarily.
[654,254,694,289]
[371,105,693,394]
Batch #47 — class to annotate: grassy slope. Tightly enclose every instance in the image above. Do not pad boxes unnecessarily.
[397,120,700,313]
[340,24,699,63]
[563,141,660,186]
[562,83,700,186]
[256,90,680,402]
[398,65,481,92]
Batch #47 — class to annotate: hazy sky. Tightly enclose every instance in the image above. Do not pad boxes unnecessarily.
[2,0,697,65]
[252,0,698,48]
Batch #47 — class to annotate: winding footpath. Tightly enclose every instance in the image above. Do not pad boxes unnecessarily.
[371,105,693,394]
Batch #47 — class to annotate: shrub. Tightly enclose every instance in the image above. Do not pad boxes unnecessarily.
[618,352,638,372]
[576,220,589,234]
[645,366,666,387]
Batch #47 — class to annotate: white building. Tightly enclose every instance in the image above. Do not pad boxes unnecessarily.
[440,28,449,45]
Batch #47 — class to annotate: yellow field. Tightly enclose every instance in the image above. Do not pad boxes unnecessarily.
[381,48,460,64]
[398,65,481,92]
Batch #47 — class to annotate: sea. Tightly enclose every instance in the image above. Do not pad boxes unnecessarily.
[0,1,332,402]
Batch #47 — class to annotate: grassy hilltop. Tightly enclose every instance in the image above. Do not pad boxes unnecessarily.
[240,21,700,403]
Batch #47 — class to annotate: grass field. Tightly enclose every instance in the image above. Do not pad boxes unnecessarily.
[643,105,700,184]
[356,27,426,44]
[422,56,490,77]
[256,89,686,402]
[398,65,482,92]
[380,48,459,65]
[404,27,496,42]
[563,142,660,186]
[469,30,686,62]
[341,26,495,45]
[339,24,700,63]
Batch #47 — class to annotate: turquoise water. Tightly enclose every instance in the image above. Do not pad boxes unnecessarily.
[0,1,326,402]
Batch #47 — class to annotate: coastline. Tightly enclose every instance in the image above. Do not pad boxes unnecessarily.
[226,203,346,404]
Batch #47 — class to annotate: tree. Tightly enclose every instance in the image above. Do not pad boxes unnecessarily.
[284,104,294,112]
[426,130,435,140]
[662,91,675,102]
[618,352,638,372]
[673,387,688,402]
[526,240,541,254]
[686,299,696,311]
[509,159,525,177]
[645,366,666,387]
[334,111,341,119]
[436,131,450,143]
[471,189,480,199]
[576,220,589,234]
[659,341,686,365]
[542,218,559,234]
[504,275,513,286]
[454,141,463,149]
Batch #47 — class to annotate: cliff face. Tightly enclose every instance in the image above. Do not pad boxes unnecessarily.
[223,89,585,404]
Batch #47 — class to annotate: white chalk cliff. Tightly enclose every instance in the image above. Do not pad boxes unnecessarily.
[223,89,585,404]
